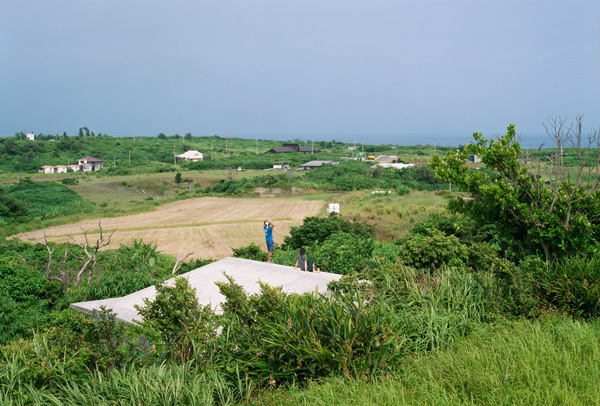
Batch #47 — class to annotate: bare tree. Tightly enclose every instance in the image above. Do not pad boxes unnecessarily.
[223,165,236,180]
[69,221,115,285]
[172,252,194,275]
[28,232,69,294]
[541,115,600,247]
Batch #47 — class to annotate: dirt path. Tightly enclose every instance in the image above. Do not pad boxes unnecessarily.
[18,197,325,260]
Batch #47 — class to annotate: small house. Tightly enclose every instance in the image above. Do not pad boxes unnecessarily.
[54,165,68,174]
[77,156,104,171]
[273,162,290,170]
[300,160,338,170]
[176,150,203,162]
[267,143,319,153]
[26,133,35,141]
[40,165,54,174]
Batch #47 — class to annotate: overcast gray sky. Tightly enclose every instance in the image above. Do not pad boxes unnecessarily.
[1,0,599,144]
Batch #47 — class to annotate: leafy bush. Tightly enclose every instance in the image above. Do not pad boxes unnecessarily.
[537,254,600,319]
[313,232,376,274]
[0,257,59,344]
[283,213,374,250]
[396,185,411,195]
[249,291,402,383]
[491,253,600,319]
[61,178,79,185]
[134,277,219,362]
[214,276,401,384]
[372,241,401,263]
[232,242,267,262]
[216,274,287,329]
[397,229,468,270]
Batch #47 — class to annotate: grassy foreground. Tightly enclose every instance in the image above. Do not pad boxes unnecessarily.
[252,316,600,406]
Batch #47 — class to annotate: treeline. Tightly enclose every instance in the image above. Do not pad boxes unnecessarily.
[201,161,447,196]
[1,129,462,175]
[0,131,336,173]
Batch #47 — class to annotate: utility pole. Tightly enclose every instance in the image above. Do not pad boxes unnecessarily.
[128,150,131,165]
[133,130,136,142]
[113,156,116,166]
[174,145,176,165]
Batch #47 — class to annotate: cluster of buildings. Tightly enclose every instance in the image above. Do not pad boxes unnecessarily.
[40,156,104,174]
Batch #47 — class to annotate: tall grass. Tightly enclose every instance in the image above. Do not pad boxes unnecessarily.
[369,262,490,353]
[252,317,600,405]
[1,343,251,405]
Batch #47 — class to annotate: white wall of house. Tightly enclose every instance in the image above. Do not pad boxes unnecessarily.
[176,150,203,161]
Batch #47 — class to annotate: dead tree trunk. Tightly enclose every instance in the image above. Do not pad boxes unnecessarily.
[29,232,68,295]
[172,252,194,275]
[69,221,115,285]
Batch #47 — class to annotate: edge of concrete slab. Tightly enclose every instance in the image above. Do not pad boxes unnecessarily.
[70,257,342,323]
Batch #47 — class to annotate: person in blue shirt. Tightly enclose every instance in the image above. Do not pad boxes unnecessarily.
[264,219,275,263]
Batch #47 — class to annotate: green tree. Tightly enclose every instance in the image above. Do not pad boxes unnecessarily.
[283,213,374,250]
[430,120,600,263]
[174,172,182,184]
[134,277,218,361]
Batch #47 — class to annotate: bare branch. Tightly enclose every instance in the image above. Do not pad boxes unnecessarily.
[69,221,116,285]
[13,250,26,266]
[172,252,194,275]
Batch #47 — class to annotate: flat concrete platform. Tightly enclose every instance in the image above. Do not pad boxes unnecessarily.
[70,257,342,323]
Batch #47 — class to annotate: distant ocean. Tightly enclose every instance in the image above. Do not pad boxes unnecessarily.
[237,133,553,149]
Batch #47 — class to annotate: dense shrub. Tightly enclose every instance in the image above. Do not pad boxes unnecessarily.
[232,242,268,262]
[283,213,374,250]
[313,232,376,274]
[362,261,492,352]
[214,276,401,384]
[0,257,59,344]
[397,229,468,270]
[253,291,402,383]
[61,178,79,185]
[135,277,219,362]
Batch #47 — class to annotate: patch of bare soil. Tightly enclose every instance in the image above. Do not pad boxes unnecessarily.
[18,197,325,260]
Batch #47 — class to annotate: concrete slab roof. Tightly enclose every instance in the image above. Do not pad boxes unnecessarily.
[70,257,342,324]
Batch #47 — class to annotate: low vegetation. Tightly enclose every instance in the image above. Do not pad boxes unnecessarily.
[1,120,600,404]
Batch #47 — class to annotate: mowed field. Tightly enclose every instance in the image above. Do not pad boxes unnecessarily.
[17,197,326,260]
